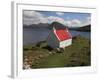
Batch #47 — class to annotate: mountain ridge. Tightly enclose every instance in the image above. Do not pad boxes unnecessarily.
[23,22,91,32]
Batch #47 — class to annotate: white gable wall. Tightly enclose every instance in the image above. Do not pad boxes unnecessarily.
[60,39,72,48]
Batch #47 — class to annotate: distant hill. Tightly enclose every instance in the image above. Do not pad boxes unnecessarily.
[23,22,91,32]
[23,23,49,29]
[23,22,68,30]
[76,25,91,32]
[69,25,91,32]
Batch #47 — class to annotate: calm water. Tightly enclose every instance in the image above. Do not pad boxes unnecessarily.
[23,28,90,45]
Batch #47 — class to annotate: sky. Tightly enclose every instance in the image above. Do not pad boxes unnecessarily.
[23,10,91,27]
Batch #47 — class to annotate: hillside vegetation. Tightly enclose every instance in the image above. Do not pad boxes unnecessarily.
[23,35,91,69]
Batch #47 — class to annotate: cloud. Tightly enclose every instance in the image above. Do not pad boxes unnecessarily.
[86,17,91,24]
[23,11,66,25]
[56,12,64,16]
[66,21,72,26]
[71,19,81,24]
[47,16,65,24]
[23,11,48,25]
[65,19,82,27]
[23,10,91,27]
[79,17,91,26]
[65,17,91,27]
[71,19,81,26]
[47,16,82,27]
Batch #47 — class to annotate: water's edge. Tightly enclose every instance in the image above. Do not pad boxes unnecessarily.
[23,28,90,45]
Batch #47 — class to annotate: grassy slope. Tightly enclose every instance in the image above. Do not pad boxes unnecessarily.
[23,35,91,69]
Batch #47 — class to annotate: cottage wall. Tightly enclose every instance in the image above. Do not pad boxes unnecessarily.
[47,31,59,49]
[60,39,72,48]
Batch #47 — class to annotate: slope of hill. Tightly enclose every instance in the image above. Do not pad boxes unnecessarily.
[23,22,68,30]
[76,25,91,32]
[23,35,90,69]
[69,25,91,32]
[23,23,49,29]
[23,22,91,32]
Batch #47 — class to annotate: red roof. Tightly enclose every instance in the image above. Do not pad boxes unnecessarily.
[55,29,72,41]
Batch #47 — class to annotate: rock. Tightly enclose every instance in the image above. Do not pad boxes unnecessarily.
[23,62,31,69]
[49,52,52,54]
[24,58,28,62]
[23,64,31,69]
[28,61,32,65]
[55,48,64,53]
[39,55,44,58]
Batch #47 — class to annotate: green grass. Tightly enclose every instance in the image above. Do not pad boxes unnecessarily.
[23,35,91,69]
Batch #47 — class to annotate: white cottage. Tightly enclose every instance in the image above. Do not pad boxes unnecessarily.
[47,22,72,49]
